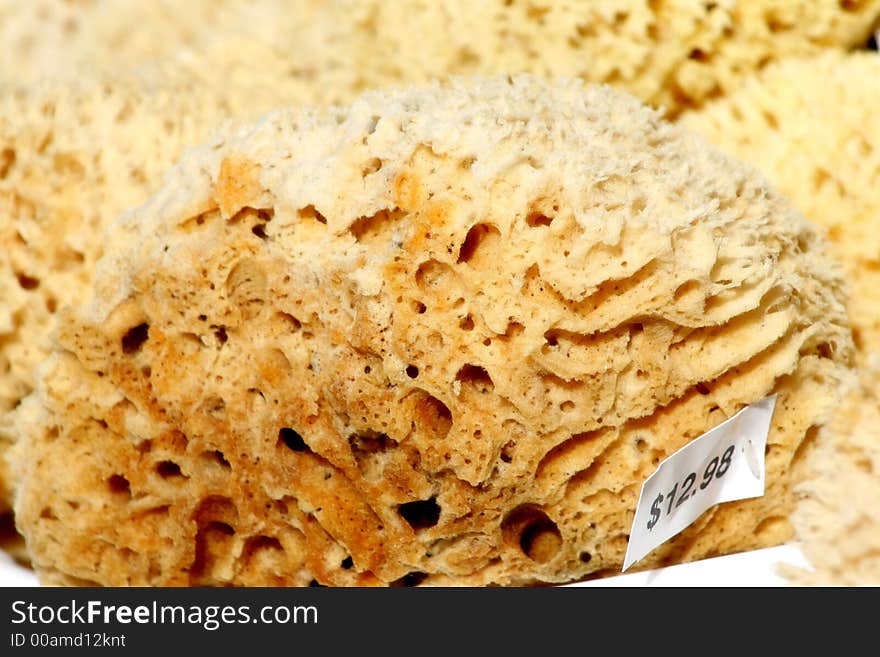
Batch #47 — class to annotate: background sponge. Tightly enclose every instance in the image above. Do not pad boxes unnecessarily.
[3,1,878,117]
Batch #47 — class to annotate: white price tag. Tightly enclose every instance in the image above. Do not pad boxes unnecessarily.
[622,395,776,572]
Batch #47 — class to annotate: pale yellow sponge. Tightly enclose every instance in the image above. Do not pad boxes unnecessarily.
[782,359,880,586]
[3,1,879,116]
[290,0,880,115]
[11,76,853,586]
[0,0,255,83]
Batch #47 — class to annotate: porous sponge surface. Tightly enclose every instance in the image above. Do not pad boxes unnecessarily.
[12,75,853,586]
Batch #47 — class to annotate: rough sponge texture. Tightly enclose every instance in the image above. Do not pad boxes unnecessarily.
[782,359,880,586]
[12,76,853,587]
[287,0,880,116]
[682,51,880,360]
[0,70,309,513]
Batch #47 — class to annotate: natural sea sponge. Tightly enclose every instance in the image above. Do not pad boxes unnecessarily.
[287,0,880,116]
[0,70,309,513]
[11,75,853,586]
[681,51,880,359]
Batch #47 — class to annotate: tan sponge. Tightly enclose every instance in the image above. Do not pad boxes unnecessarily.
[11,75,854,586]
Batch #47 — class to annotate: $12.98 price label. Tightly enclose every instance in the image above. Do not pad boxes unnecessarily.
[645,443,736,531]
[622,395,777,572]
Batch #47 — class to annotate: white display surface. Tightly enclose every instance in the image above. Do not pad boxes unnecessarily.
[0,552,39,587]
[1,543,810,587]
[569,543,810,587]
